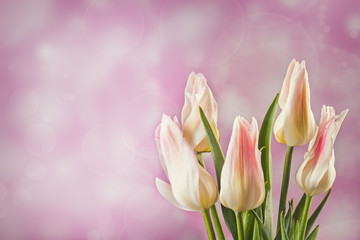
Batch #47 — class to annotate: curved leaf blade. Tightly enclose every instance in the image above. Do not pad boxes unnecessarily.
[258,93,279,237]
[199,107,237,239]
[305,189,331,238]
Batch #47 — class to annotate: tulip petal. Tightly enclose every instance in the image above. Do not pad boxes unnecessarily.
[220,116,265,212]
[279,59,296,109]
[250,117,259,148]
[159,114,203,211]
[332,109,349,140]
[181,72,218,152]
[155,124,168,177]
[283,61,316,146]
[181,72,196,124]
[311,151,336,196]
[296,106,348,196]
[275,60,317,146]
[198,166,219,209]
[274,111,286,144]
[155,178,193,211]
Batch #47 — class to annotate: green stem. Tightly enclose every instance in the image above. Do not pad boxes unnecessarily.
[197,152,224,239]
[235,212,245,240]
[298,195,312,240]
[197,152,205,168]
[277,146,294,233]
[210,205,225,240]
[202,209,216,240]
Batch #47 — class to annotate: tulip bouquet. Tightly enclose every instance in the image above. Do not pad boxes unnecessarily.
[155,60,348,240]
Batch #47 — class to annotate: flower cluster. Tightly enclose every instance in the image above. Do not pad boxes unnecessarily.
[155,60,348,240]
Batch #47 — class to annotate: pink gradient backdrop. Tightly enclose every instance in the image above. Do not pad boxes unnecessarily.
[0,0,359,239]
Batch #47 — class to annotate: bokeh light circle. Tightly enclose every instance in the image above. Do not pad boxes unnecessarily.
[123,93,180,160]
[26,161,46,180]
[84,0,144,55]
[24,124,57,156]
[123,186,186,239]
[13,188,33,205]
[9,88,39,118]
[210,13,319,130]
[81,124,135,177]
[160,0,245,67]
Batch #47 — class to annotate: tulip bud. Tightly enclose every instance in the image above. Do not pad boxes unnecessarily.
[220,116,265,212]
[155,114,218,211]
[295,106,348,196]
[182,72,219,152]
[274,59,316,146]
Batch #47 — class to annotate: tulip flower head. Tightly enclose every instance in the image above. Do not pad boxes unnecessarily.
[274,59,316,146]
[220,116,265,212]
[155,114,218,211]
[296,106,348,196]
[182,72,219,152]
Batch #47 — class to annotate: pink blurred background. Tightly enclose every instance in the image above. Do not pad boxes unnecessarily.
[0,0,359,239]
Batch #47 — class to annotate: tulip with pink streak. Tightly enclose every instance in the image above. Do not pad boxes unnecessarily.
[274,59,316,146]
[182,72,219,152]
[220,116,265,213]
[155,114,218,211]
[296,106,348,196]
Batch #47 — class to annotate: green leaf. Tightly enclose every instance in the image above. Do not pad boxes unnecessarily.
[293,193,306,222]
[252,220,260,240]
[258,93,279,237]
[285,200,293,233]
[199,107,237,239]
[297,195,312,240]
[251,210,272,240]
[280,212,289,240]
[305,189,331,238]
[274,200,293,240]
[277,146,294,233]
[294,220,300,240]
[243,210,261,240]
[306,225,319,240]
[243,211,254,240]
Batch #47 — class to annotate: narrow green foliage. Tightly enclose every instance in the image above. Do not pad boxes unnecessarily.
[275,200,293,240]
[252,221,260,240]
[297,195,312,240]
[306,225,319,240]
[285,200,293,232]
[280,212,289,240]
[258,93,279,237]
[235,212,245,240]
[197,152,205,168]
[202,209,216,240]
[251,210,272,240]
[305,189,331,238]
[294,221,300,240]
[243,211,255,240]
[199,107,223,187]
[293,194,306,222]
[199,107,237,239]
[210,205,226,240]
[277,146,294,233]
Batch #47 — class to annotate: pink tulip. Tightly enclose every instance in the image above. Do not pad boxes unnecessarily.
[182,72,219,152]
[274,59,316,146]
[220,116,265,212]
[296,106,348,196]
[155,115,218,211]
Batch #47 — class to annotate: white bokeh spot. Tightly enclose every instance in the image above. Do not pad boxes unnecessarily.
[83,0,144,55]
[24,124,57,156]
[10,88,39,118]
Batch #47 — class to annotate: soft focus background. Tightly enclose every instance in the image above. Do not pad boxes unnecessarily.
[0,0,359,239]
